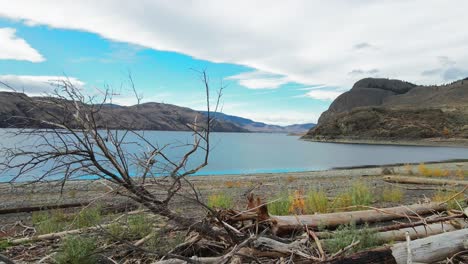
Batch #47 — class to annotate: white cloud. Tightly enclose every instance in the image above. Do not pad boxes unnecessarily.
[0,27,44,62]
[0,75,84,95]
[226,71,290,89]
[303,90,343,101]
[230,110,321,126]
[1,1,468,89]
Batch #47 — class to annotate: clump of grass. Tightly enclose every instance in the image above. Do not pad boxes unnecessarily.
[324,223,381,255]
[107,222,126,240]
[147,230,185,255]
[268,192,292,216]
[32,210,69,234]
[55,236,97,264]
[381,187,404,203]
[32,206,103,234]
[432,190,466,210]
[0,240,11,250]
[74,206,102,228]
[350,182,373,207]
[107,214,153,241]
[404,164,414,175]
[207,193,233,209]
[306,189,329,213]
[456,169,465,179]
[332,192,353,210]
[128,214,153,239]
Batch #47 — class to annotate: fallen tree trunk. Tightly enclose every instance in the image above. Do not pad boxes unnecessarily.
[271,202,447,235]
[373,214,464,232]
[383,175,468,186]
[0,202,90,215]
[10,223,112,245]
[325,228,468,264]
[0,201,137,215]
[377,221,463,242]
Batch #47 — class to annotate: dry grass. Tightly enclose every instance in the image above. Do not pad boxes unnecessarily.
[432,190,465,210]
[404,164,414,175]
[381,187,404,203]
[207,193,233,209]
[224,181,242,188]
[286,175,298,183]
[305,189,329,213]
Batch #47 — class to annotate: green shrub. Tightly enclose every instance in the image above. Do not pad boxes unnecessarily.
[350,182,373,207]
[0,240,11,250]
[128,214,153,239]
[107,214,153,241]
[268,193,292,215]
[381,187,404,203]
[306,189,329,213]
[73,206,102,228]
[55,236,97,264]
[324,223,381,254]
[207,193,233,209]
[32,210,68,234]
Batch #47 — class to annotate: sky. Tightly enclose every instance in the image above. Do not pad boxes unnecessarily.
[0,1,467,125]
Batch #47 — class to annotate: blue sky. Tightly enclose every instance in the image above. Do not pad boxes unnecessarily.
[0,18,327,125]
[1,1,467,125]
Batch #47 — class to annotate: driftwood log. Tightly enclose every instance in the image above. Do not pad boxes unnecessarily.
[377,221,463,241]
[383,175,468,186]
[325,228,468,264]
[270,202,447,235]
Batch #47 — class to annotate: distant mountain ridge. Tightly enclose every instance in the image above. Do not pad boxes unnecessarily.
[304,77,468,142]
[0,92,314,133]
[0,92,246,132]
[199,111,315,134]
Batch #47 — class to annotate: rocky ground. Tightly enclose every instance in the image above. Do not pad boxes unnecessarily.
[1,161,467,263]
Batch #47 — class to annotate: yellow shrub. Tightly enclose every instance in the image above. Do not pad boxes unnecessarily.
[289,190,305,214]
[224,181,242,188]
[418,163,432,177]
[432,168,443,177]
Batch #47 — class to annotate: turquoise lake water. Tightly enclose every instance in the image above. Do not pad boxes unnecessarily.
[1,130,468,182]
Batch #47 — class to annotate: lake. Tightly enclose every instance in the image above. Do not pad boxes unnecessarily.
[1,130,468,182]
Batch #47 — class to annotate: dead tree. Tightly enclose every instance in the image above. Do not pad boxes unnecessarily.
[0,73,236,241]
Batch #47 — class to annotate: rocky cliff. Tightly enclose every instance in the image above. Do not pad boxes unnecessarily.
[304,78,468,142]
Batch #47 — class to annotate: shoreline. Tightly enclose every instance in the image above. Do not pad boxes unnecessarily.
[2,160,467,186]
[301,137,468,148]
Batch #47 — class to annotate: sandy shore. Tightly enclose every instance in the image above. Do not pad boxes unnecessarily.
[1,161,466,213]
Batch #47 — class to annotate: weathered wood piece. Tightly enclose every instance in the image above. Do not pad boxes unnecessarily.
[383,175,468,186]
[271,202,447,235]
[324,229,468,264]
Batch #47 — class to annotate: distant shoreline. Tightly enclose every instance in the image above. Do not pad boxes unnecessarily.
[301,137,468,148]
